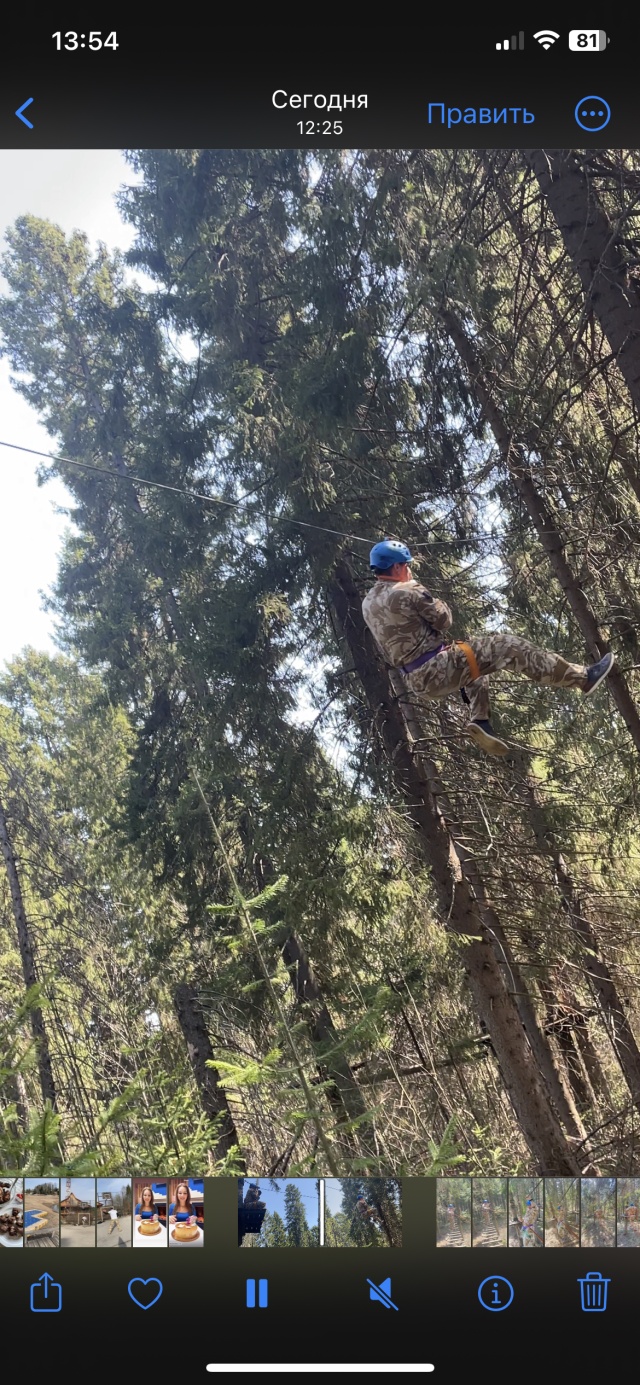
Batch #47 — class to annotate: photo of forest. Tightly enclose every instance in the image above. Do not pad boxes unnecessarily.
[238,1178,319,1247]
[324,1179,402,1247]
[508,1178,543,1248]
[544,1178,580,1247]
[617,1178,640,1245]
[436,1178,471,1247]
[580,1177,616,1247]
[472,1178,508,1248]
[2,148,640,1178]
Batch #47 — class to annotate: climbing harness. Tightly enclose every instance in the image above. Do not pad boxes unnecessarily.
[400,644,445,675]
[400,640,481,682]
[455,641,481,683]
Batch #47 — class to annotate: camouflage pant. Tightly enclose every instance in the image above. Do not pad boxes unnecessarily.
[406,633,588,722]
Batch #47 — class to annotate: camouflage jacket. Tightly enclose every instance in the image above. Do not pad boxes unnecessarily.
[361,579,453,667]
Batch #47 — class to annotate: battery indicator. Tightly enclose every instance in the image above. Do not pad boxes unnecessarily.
[569,30,609,50]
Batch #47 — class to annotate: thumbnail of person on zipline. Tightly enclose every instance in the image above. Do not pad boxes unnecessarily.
[356,1196,377,1221]
[244,1184,266,1211]
[522,1199,538,1228]
[624,1202,639,1231]
[520,1198,542,1246]
[362,540,614,756]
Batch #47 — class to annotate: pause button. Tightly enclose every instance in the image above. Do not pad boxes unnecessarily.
[246,1278,268,1308]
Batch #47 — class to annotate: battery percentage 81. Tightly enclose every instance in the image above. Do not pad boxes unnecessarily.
[569,30,609,50]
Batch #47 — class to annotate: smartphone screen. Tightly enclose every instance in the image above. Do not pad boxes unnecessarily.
[0,22,635,1378]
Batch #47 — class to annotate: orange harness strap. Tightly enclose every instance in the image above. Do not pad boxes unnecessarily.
[455,641,481,683]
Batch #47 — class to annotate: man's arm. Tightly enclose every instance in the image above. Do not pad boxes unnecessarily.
[407,584,453,632]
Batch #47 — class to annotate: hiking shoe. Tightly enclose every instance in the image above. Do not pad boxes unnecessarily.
[466,720,510,757]
[583,651,614,697]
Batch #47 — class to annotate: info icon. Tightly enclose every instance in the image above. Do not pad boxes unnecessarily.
[477,1275,514,1312]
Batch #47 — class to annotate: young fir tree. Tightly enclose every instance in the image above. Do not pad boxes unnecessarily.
[283,1183,310,1247]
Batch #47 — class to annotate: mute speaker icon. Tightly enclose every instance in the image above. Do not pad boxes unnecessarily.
[367,1277,399,1310]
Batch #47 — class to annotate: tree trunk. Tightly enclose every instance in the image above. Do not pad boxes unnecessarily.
[517,765,640,1111]
[489,151,640,520]
[173,980,244,1167]
[529,149,640,416]
[544,999,592,1112]
[330,562,582,1174]
[14,1069,30,1128]
[442,306,640,756]
[0,793,59,1113]
[404,699,589,1149]
[280,930,379,1164]
[371,1189,402,1247]
[572,1018,610,1106]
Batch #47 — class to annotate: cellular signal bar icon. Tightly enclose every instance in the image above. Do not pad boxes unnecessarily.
[496,32,525,50]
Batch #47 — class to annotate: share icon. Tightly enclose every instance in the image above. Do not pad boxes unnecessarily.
[367,1277,399,1310]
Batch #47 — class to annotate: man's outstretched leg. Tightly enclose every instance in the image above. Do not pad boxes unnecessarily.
[409,634,614,755]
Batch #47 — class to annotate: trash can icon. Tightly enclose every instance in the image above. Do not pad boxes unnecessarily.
[578,1272,610,1312]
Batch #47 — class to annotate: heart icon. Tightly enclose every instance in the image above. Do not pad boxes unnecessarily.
[127,1277,163,1310]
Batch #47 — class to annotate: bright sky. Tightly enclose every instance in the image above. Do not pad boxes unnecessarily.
[324,1179,347,1216]
[0,150,138,667]
[248,1178,319,1224]
[66,1177,95,1204]
[97,1177,132,1198]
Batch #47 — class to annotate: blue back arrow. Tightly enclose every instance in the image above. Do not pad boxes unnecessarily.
[16,99,34,128]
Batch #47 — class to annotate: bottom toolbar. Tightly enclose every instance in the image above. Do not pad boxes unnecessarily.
[0,1177,631,1380]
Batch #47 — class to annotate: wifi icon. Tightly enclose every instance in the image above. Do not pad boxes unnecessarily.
[534,29,560,49]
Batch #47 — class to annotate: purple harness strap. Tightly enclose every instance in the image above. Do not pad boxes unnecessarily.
[400,643,445,675]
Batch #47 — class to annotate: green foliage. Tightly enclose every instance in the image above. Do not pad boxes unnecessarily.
[2,149,640,1177]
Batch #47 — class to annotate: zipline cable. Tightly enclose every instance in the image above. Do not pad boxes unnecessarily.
[0,437,506,552]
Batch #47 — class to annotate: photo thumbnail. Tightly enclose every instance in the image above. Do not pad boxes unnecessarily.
[537,1179,579,1248]
[60,1178,96,1247]
[323,1180,402,1248]
[436,1179,471,1248]
[133,1179,168,1246]
[472,1179,508,1248]
[238,1179,319,1248]
[0,1177,23,1247]
[97,1178,132,1247]
[508,1179,544,1248]
[617,1180,640,1246]
[581,1178,615,1248]
[24,1179,59,1248]
[168,1177,203,1247]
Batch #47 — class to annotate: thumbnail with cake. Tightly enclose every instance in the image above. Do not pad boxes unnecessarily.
[133,1179,168,1247]
[168,1178,204,1248]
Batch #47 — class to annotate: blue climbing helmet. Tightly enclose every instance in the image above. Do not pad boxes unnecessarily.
[370,539,412,572]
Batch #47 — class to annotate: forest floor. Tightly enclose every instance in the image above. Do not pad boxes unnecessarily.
[616,1222,640,1246]
[581,1225,615,1248]
[544,1226,580,1248]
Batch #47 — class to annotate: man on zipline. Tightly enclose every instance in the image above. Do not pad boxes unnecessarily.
[362,539,614,756]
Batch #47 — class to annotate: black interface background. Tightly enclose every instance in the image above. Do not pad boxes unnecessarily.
[4,1179,626,1375]
[0,25,632,146]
